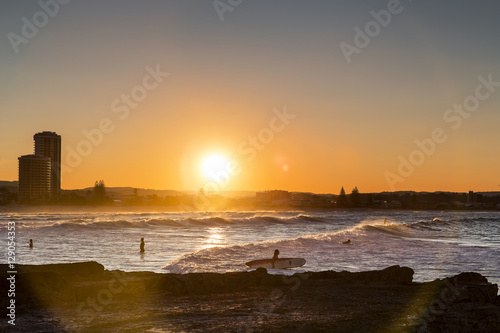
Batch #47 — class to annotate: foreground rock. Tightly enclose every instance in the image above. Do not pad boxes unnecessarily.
[1,262,499,332]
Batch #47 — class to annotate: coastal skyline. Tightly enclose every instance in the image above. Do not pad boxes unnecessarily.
[1,1,500,193]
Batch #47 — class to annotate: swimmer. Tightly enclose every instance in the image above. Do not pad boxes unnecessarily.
[140,238,145,253]
[271,249,279,268]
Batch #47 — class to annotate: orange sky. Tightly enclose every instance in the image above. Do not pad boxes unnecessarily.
[1,1,499,193]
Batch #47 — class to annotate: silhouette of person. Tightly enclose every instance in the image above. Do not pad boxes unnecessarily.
[271,249,279,268]
[342,239,351,244]
[140,238,145,253]
[29,239,33,248]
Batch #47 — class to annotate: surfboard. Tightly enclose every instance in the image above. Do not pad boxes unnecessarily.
[245,258,306,269]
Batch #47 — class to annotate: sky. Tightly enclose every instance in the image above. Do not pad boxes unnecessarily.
[1,0,499,193]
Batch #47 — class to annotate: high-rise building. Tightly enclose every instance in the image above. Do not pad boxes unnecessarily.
[18,131,61,202]
[18,154,52,202]
[34,131,61,197]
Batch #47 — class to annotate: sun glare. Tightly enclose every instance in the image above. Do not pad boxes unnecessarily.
[201,154,229,181]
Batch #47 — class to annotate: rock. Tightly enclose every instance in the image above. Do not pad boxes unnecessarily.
[453,272,489,285]
[1,262,498,332]
[255,267,267,274]
[442,273,499,304]
[359,265,414,284]
[418,273,500,332]
[425,303,500,333]
[309,265,414,284]
[21,261,105,278]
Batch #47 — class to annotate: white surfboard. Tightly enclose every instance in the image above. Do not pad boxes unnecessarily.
[245,258,306,269]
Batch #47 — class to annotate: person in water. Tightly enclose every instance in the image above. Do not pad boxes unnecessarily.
[29,239,33,248]
[140,238,145,253]
[271,249,279,268]
[342,239,351,244]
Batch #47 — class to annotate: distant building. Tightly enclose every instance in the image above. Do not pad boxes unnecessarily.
[18,131,61,202]
[18,154,52,202]
[256,190,291,203]
[34,131,61,197]
[467,190,477,204]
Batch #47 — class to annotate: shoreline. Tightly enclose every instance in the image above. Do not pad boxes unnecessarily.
[2,204,500,213]
[1,262,499,332]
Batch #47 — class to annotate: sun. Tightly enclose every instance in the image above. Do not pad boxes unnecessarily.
[201,154,229,181]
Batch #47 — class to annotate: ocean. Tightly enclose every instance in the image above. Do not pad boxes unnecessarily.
[2,210,499,285]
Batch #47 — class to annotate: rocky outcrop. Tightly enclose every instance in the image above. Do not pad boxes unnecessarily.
[415,272,500,332]
[1,263,499,332]
[2,263,415,303]
[309,264,414,284]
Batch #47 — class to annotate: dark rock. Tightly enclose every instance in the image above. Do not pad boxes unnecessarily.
[357,265,414,284]
[442,274,499,304]
[453,272,489,285]
[418,273,500,332]
[20,261,105,277]
[2,262,498,333]
[424,303,500,333]
[309,265,414,284]
[159,274,186,294]
[255,267,267,274]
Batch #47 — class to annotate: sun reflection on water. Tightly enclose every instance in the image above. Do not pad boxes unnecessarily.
[203,227,226,249]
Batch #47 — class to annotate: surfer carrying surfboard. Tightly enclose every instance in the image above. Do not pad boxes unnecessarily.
[245,252,305,269]
[272,249,279,268]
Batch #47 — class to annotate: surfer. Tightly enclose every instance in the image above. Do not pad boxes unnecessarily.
[140,238,145,253]
[342,239,351,244]
[29,239,33,248]
[271,249,279,268]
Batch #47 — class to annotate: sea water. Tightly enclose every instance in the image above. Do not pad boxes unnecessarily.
[1,210,499,285]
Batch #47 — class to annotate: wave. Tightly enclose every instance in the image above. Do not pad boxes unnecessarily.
[360,224,414,238]
[163,214,483,274]
[297,214,326,222]
[163,220,423,273]
[404,220,449,231]
[33,213,328,230]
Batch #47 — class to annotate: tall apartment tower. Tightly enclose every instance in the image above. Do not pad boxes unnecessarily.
[18,154,52,201]
[18,131,61,202]
[34,131,61,197]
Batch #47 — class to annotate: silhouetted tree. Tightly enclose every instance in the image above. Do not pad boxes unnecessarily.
[93,180,106,203]
[350,186,360,207]
[337,187,348,207]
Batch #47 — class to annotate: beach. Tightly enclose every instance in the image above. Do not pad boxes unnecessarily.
[1,262,499,332]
